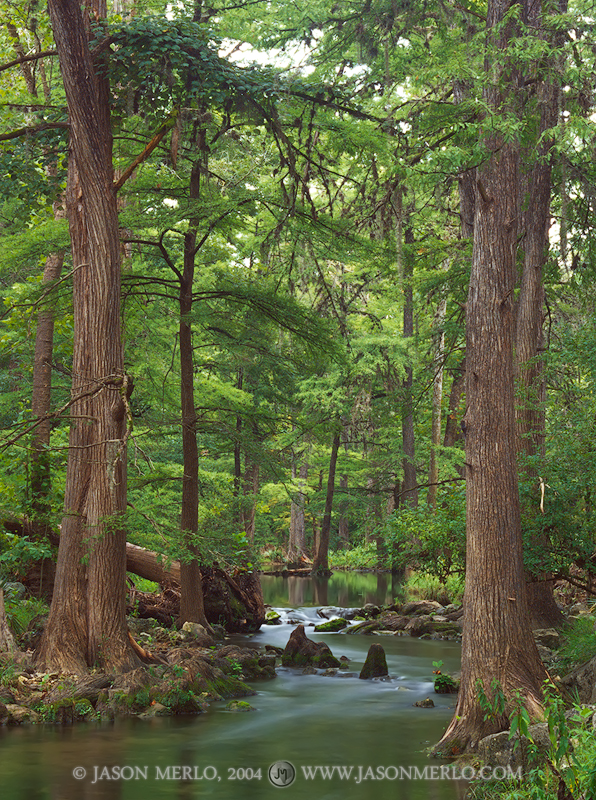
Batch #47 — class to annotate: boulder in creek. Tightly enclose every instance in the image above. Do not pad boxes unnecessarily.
[359,643,389,680]
[314,618,348,632]
[405,615,433,637]
[400,600,442,616]
[413,697,435,708]
[281,625,340,669]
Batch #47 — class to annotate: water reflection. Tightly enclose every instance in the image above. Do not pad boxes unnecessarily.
[0,575,464,800]
[263,571,403,609]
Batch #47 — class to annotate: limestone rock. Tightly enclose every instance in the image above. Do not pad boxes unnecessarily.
[346,620,381,635]
[561,656,596,703]
[477,724,551,770]
[401,600,441,616]
[181,621,214,646]
[405,615,432,637]
[377,612,410,632]
[359,643,389,680]
[413,697,435,708]
[314,618,347,632]
[281,625,340,669]
[224,700,255,712]
[533,628,560,650]
[6,704,40,724]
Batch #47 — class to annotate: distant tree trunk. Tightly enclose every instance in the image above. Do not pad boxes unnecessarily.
[443,358,466,452]
[311,432,341,575]
[241,461,259,542]
[427,288,447,510]
[38,0,139,672]
[234,369,243,499]
[178,159,209,629]
[30,249,64,526]
[12,25,66,534]
[289,457,308,561]
[337,474,350,547]
[395,190,418,507]
[437,0,547,753]
[0,589,17,655]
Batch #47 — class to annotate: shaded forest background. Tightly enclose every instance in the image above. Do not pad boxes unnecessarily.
[0,0,595,596]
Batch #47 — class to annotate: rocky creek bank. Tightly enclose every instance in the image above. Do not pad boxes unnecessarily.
[0,617,278,726]
[266,598,466,640]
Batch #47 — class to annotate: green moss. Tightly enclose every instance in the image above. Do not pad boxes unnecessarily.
[314,618,348,632]
[224,700,255,712]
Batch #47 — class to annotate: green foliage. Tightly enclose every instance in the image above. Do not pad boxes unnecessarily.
[128,576,160,594]
[400,571,465,605]
[0,534,53,576]
[329,543,378,570]
[476,678,507,723]
[382,486,466,580]
[469,682,596,800]
[557,616,596,672]
[226,658,243,677]
[432,661,458,693]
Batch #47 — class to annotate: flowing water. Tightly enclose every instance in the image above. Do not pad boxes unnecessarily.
[0,574,467,800]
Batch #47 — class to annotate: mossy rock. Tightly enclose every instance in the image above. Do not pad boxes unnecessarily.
[346,620,381,635]
[152,687,208,715]
[281,625,340,668]
[42,697,97,724]
[314,618,347,632]
[224,700,255,712]
[359,643,389,680]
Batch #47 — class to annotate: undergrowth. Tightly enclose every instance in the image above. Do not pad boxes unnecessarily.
[557,615,596,672]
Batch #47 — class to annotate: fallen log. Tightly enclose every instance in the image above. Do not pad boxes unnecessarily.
[125,543,265,634]
[126,543,180,585]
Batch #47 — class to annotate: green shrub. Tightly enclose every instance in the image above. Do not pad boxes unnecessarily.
[557,615,596,672]
[402,571,464,605]
[5,597,48,637]
[329,542,378,570]
[467,683,596,800]
[382,486,466,580]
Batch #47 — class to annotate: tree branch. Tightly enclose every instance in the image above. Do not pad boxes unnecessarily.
[0,122,68,142]
[0,50,57,74]
[114,113,179,192]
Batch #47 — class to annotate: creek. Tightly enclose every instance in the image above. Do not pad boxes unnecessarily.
[0,573,466,800]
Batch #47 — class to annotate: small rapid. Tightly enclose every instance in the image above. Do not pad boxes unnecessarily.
[0,574,465,800]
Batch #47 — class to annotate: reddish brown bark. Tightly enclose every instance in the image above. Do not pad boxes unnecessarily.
[177,158,209,629]
[37,0,139,672]
[514,0,566,630]
[437,0,547,753]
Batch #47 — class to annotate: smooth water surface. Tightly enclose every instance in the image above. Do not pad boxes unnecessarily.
[260,571,403,609]
[0,575,464,800]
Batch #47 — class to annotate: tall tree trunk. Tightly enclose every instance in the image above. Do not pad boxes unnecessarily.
[311,432,341,575]
[178,160,209,629]
[337,474,350,547]
[515,0,566,630]
[38,0,139,672]
[437,0,547,753]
